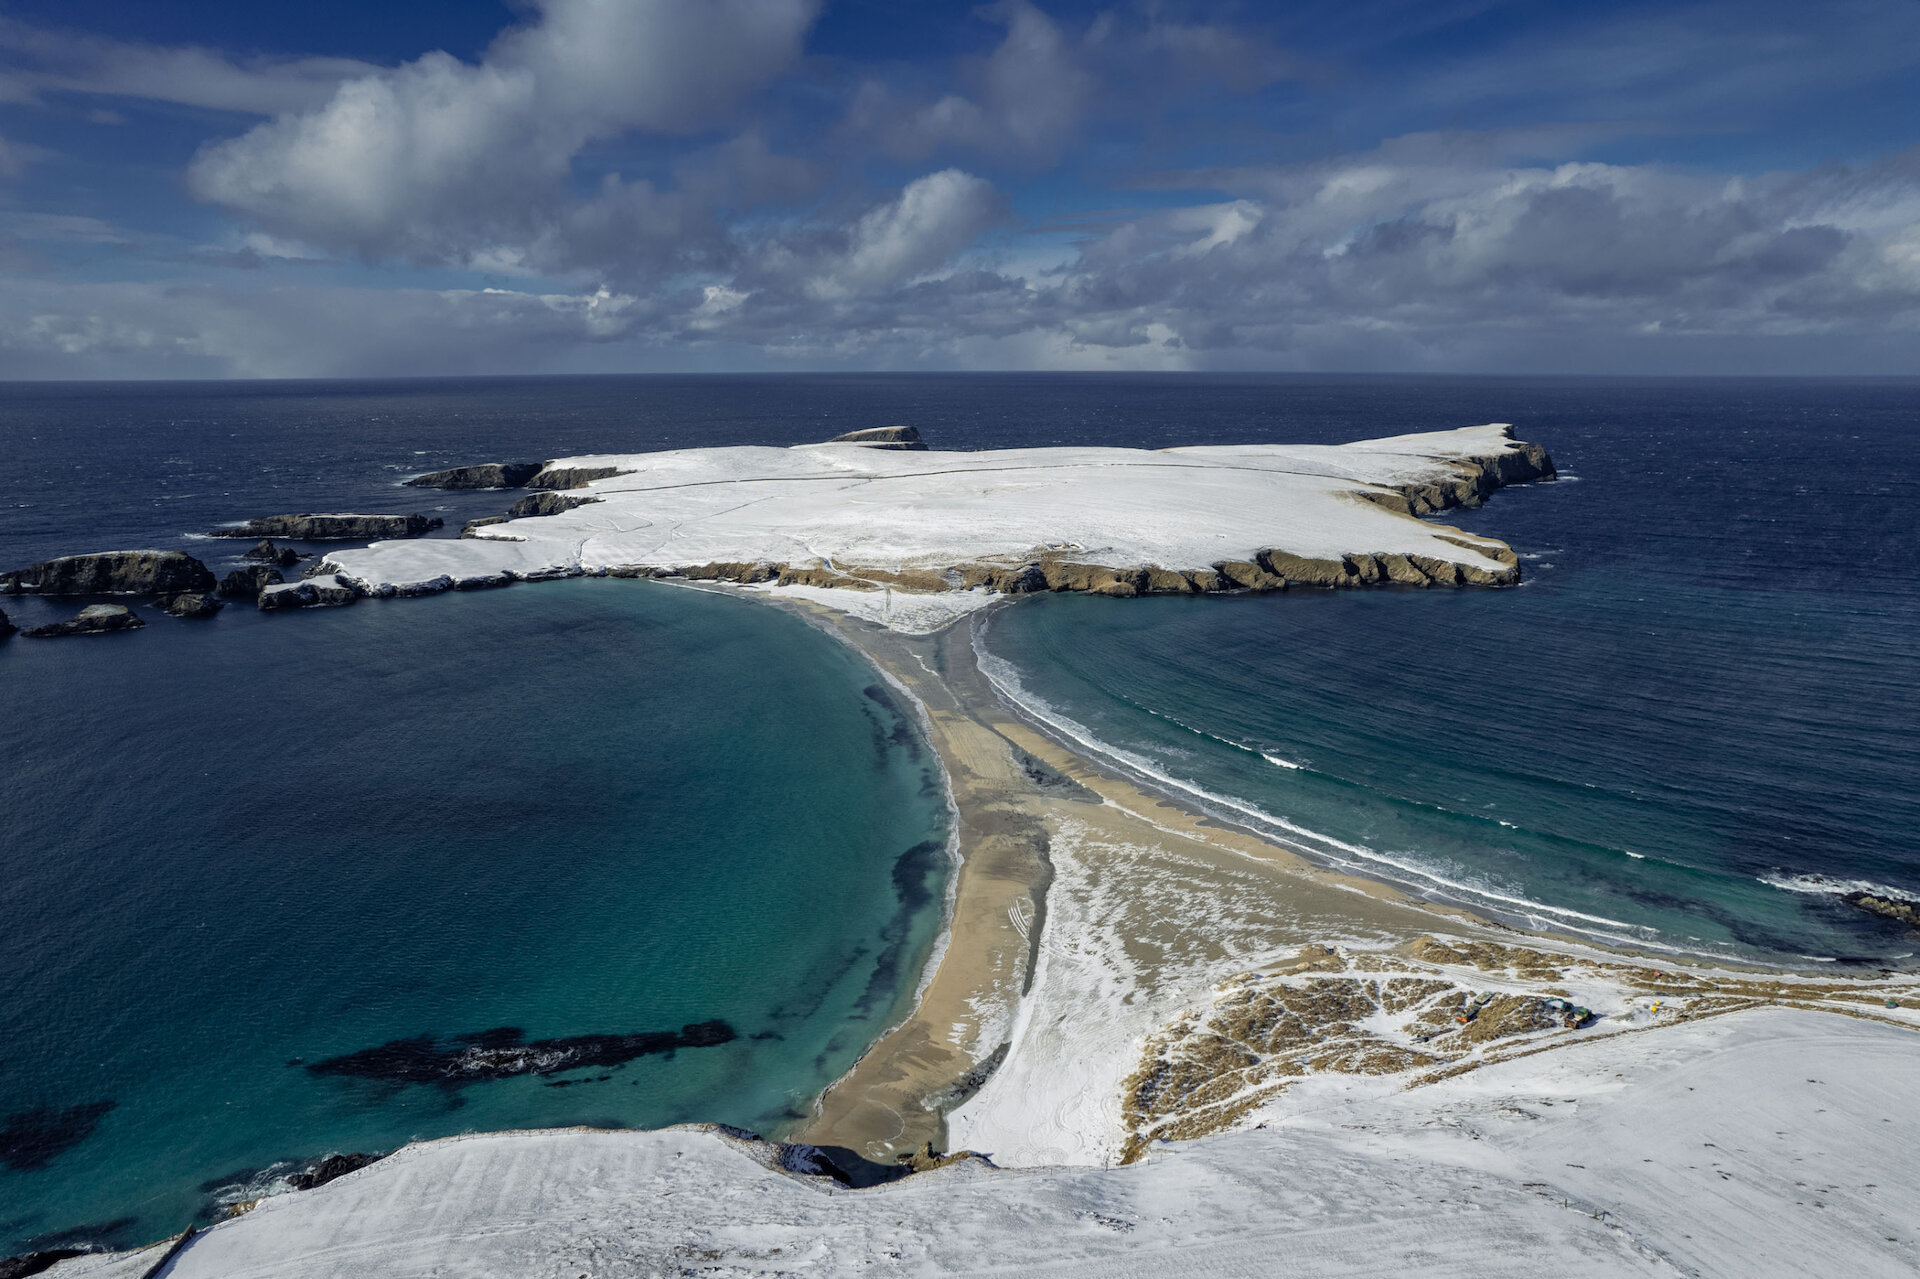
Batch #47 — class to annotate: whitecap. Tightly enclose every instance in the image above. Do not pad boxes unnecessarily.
[1759,872,1916,899]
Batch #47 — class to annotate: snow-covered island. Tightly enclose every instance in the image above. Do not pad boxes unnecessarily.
[307,422,1553,631]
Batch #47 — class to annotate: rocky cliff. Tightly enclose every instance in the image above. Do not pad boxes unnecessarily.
[404,462,545,490]
[827,425,927,450]
[21,604,146,638]
[525,465,631,490]
[211,514,443,540]
[0,550,216,596]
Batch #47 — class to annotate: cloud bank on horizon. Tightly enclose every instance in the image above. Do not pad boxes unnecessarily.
[0,0,1915,377]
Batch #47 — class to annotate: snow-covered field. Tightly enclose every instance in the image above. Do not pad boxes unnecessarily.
[57,1007,1918,1278]
[320,424,1538,621]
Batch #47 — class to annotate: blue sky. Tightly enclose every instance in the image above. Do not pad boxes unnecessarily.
[0,0,1915,376]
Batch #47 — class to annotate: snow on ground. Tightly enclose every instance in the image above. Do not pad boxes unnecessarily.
[946,815,1359,1168]
[59,1007,1918,1278]
[320,425,1533,610]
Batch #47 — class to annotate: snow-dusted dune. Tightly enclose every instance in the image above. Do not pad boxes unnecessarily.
[57,1007,1918,1278]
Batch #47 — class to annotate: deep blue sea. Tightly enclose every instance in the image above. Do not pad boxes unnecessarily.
[2,374,1917,1256]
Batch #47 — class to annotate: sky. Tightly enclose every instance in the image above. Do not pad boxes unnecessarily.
[0,0,1916,378]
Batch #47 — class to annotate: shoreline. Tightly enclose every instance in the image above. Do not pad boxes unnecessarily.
[757,589,1919,1168]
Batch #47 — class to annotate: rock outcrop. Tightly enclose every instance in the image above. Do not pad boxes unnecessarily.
[218,567,284,602]
[1844,891,1920,930]
[244,540,304,567]
[507,491,601,518]
[461,516,510,538]
[525,465,631,490]
[287,1152,386,1191]
[404,462,545,490]
[0,550,215,596]
[0,606,12,639]
[826,425,927,450]
[1378,437,1556,516]
[21,604,145,638]
[161,593,223,619]
[211,514,443,540]
[259,575,359,610]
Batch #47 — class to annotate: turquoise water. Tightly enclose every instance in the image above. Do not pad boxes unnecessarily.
[0,579,948,1254]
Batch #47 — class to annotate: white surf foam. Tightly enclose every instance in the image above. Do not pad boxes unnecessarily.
[972,620,1644,937]
[1760,872,1916,900]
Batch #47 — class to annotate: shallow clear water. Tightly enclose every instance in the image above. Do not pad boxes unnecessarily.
[2,372,1916,1255]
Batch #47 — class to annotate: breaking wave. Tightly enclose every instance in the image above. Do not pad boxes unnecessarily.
[973,618,1654,942]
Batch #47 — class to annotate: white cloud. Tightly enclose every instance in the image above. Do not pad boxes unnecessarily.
[0,18,378,115]
[187,0,818,262]
[808,169,1003,299]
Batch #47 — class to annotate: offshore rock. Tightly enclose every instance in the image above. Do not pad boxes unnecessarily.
[0,605,12,639]
[525,465,631,490]
[826,425,927,450]
[211,514,442,540]
[1844,891,1920,930]
[218,566,284,601]
[161,592,223,619]
[0,550,215,596]
[404,462,544,490]
[21,604,144,638]
[258,575,360,610]
[507,491,601,518]
[243,540,304,567]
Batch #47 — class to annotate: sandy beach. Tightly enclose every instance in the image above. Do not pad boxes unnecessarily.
[777,597,1920,1171]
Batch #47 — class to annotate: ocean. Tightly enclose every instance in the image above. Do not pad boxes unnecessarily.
[2,373,1916,1255]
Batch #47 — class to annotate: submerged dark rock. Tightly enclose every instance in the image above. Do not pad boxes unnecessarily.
[307,1020,736,1088]
[506,491,600,518]
[0,1101,115,1171]
[20,605,144,639]
[0,605,12,639]
[826,425,927,450]
[161,592,223,619]
[218,566,284,602]
[211,514,442,540]
[287,1151,385,1191]
[405,462,545,490]
[243,539,304,567]
[0,550,215,596]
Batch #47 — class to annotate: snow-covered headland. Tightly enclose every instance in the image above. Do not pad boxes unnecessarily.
[308,423,1554,631]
